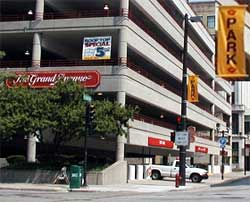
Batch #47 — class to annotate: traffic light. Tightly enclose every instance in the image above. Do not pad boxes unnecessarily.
[176,116,182,131]
[170,132,175,142]
[86,103,95,126]
[89,104,95,122]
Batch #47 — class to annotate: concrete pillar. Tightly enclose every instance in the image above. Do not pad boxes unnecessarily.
[210,154,215,174]
[120,0,129,16]
[32,33,42,68]
[116,0,129,162]
[239,112,245,135]
[27,134,36,162]
[211,129,215,141]
[211,79,215,90]
[211,104,215,115]
[35,0,44,20]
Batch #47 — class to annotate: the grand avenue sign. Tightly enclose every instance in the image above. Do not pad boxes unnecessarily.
[6,70,101,88]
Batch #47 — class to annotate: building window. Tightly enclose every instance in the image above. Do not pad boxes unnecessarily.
[232,114,239,134]
[232,142,239,164]
[245,116,250,135]
[231,92,235,104]
[207,16,215,28]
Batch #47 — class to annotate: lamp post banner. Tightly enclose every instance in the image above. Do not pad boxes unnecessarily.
[216,6,247,79]
[187,75,199,102]
[6,70,101,88]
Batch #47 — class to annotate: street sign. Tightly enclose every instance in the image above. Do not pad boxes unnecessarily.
[175,131,189,146]
[219,137,227,148]
[83,94,92,102]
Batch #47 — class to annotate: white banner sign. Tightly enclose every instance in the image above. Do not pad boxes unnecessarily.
[82,36,112,60]
[175,131,189,146]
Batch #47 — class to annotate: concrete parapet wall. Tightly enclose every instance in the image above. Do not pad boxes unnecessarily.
[0,169,58,183]
[87,160,127,185]
[0,161,128,185]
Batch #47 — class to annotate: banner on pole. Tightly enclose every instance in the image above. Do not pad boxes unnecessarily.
[188,75,199,102]
[216,6,247,79]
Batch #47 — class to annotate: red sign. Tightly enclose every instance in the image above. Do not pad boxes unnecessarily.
[148,137,173,148]
[220,150,228,156]
[6,71,100,88]
[195,146,208,153]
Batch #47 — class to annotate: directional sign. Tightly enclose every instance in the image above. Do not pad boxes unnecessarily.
[219,137,227,148]
[175,131,189,146]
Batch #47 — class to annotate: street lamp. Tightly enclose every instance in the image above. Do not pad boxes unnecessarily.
[179,14,202,186]
[104,4,109,17]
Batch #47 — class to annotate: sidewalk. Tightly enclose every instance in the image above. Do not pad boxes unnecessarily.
[0,171,249,193]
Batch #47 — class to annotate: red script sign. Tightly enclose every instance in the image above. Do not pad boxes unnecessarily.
[6,71,100,88]
[195,146,208,153]
[148,137,173,148]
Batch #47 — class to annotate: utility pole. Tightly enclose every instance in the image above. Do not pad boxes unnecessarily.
[83,103,90,187]
[179,13,189,187]
[179,14,202,186]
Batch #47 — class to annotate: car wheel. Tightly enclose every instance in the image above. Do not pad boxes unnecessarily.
[191,173,201,183]
[151,170,161,180]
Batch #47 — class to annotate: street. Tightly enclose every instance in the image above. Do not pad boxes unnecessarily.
[0,178,249,202]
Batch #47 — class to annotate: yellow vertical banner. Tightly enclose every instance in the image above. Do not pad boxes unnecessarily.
[216,6,247,79]
[188,75,199,103]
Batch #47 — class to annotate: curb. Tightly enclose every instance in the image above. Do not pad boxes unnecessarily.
[0,187,67,192]
[210,175,250,187]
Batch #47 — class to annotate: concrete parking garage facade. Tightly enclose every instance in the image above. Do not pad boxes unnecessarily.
[0,0,233,175]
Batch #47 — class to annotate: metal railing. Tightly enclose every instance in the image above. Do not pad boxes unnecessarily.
[0,59,117,68]
[126,59,181,96]
[133,114,176,130]
[0,9,121,22]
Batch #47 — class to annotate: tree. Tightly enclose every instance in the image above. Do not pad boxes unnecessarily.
[0,77,138,162]
[0,51,6,59]
[94,100,137,137]
[0,84,55,161]
[46,79,86,155]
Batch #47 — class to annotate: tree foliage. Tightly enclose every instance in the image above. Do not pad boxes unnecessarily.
[0,77,137,149]
[47,80,86,149]
[94,100,137,137]
[0,85,55,140]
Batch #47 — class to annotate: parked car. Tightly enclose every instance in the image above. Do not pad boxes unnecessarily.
[149,160,208,183]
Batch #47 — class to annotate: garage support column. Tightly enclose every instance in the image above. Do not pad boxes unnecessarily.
[116,0,129,162]
[27,133,36,162]
[35,0,44,20]
[32,33,42,68]
[210,154,215,174]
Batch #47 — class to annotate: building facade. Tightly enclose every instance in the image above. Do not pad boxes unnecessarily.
[0,0,233,174]
[190,0,250,171]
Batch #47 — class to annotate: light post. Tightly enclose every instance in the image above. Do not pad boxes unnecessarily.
[179,13,201,186]
[104,4,109,17]
[82,94,92,187]
[83,103,89,187]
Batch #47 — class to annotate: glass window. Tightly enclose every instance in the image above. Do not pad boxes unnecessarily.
[232,114,239,134]
[207,16,215,28]
[232,142,239,164]
[245,120,250,135]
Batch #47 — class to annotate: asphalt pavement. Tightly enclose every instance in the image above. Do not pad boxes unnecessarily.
[0,171,249,193]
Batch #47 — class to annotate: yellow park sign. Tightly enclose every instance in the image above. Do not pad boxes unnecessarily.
[216,6,247,79]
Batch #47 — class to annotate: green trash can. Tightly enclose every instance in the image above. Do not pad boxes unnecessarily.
[70,165,82,189]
